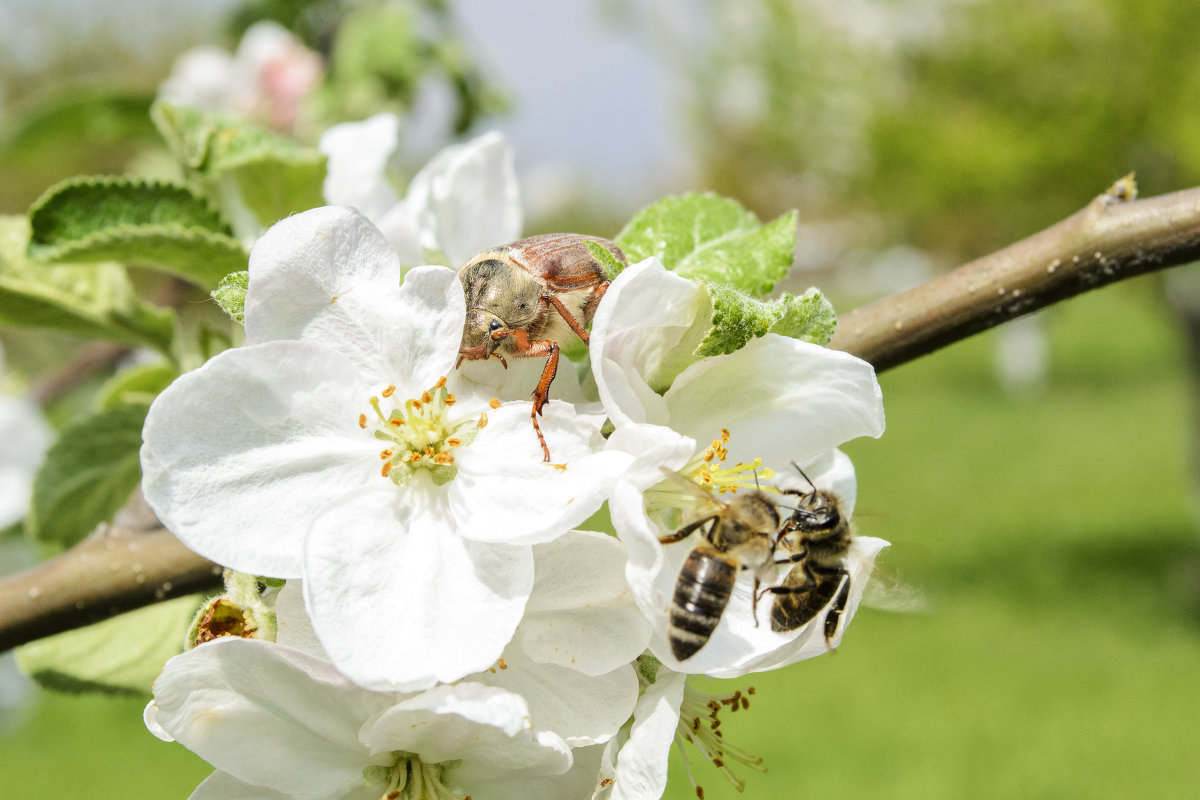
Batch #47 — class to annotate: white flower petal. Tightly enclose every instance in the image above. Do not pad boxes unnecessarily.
[589,259,708,428]
[152,638,392,798]
[140,340,374,578]
[319,114,402,222]
[477,743,607,800]
[664,334,885,466]
[188,770,354,800]
[520,530,651,676]
[365,682,570,777]
[303,487,533,691]
[405,131,523,266]
[244,206,400,346]
[610,669,685,800]
[451,404,628,545]
[143,700,173,742]
[0,392,52,528]
[474,647,638,747]
[159,47,238,110]
[273,581,328,661]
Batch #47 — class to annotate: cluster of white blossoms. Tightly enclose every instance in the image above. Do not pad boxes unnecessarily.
[139,122,887,800]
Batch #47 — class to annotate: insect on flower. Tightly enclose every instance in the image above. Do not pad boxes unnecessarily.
[456,233,626,461]
[656,469,782,661]
[768,465,855,645]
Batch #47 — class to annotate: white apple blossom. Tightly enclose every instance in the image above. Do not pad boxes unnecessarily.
[601,664,767,800]
[145,636,604,800]
[273,529,650,749]
[141,206,626,691]
[159,21,323,132]
[590,258,889,677]
[320,116,522,268]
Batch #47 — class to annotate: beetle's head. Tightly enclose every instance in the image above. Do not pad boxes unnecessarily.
[459,307,508,360]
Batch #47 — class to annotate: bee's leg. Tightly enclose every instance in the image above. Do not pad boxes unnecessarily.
[751,578,763,628]
[774,549,806,566]
[823,571,852,647]
[658,515,718,544]
[543,293,593,345]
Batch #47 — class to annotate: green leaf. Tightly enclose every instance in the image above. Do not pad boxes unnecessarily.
[96,361,179,410]
[15,594,203,696]
[585,239,627,280]
[152,100,327,227]
[0,216,175,352]
[27,404,149,547]
[0,87,157,160]
[27,176,246,288]
[696,283,838,357]
[615,193,798,295]
[212,270,249,324]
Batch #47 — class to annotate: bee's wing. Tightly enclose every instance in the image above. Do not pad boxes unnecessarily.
[657,467,728,513]
[862,568,928,614]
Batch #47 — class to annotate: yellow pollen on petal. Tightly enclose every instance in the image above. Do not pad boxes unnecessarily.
[489,398,502,409]
[381,385,396,398]
[497,657,508,670]
[358,414,367,429]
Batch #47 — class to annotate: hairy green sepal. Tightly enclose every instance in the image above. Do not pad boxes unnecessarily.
[15,595,203,695]
[27,176,246,288]
[616,193,798,295]
[27,403,149,547]
[698,282,837,356]
[213,270,249,324]
[0,215,174,352]
[152,101,326,227]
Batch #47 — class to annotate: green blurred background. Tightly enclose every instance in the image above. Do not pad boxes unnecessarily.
[2,0,1199,798]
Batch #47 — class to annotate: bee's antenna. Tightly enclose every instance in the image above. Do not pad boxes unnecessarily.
[790,461,816,493]
[753,469,761,491]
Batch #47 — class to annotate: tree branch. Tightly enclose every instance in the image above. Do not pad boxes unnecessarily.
[4,181,1200,652]
[830,183,1200,370]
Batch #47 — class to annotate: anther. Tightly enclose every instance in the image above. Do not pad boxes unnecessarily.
[479,413,489,428]
[446,438,462,447]
[421,391,434,404]
[381,385,396,398]
[444,394,457,405]
[434,376,447,389]
[380,449,394,460]
[433,452,454,465]
[358,414,367,429]
[388,418,404,427]
[423,446,434,457]
[381,462,393,478]
[721,428,730,442]
[498,657,508,670]
[489,398,501,409]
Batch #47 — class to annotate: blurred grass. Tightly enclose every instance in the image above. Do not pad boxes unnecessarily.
[2,274,1198,799]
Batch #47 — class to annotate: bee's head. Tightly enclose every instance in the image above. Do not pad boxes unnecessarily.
[790,489,842,534]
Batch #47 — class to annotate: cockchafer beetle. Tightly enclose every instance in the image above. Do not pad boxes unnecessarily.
[455,233,627,461]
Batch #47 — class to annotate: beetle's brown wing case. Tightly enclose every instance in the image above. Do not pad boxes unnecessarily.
[503,233,627,293]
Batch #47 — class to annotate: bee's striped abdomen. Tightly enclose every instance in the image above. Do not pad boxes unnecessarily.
[668,549,736,661]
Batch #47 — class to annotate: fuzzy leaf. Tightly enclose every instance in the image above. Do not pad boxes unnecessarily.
[15,595,203,696]
[212,270,249,324]
[696,283,838,357]
[27,404,149,547]
[0,216,174,351]
[27,176,246,287]
[152,100,326,226]
[616,193,797,295]
[585,239,627,280]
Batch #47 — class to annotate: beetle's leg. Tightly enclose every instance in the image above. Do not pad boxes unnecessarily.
[490,329,559,461]
[543,293,592,345]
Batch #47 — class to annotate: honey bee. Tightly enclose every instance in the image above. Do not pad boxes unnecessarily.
[657,469,782,661]
[768,467,855,645]
[456,234,626,461]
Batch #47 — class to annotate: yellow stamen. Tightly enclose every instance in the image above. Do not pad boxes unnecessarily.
[433,452,454,465]
[381,462,393,478]
[421,391,434,404]
[434,376,447,389]
[380,449,394,460]
[444,394,457,406]
[381,385,396,398]
[446,438,462,447]
[358,414,367,429]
